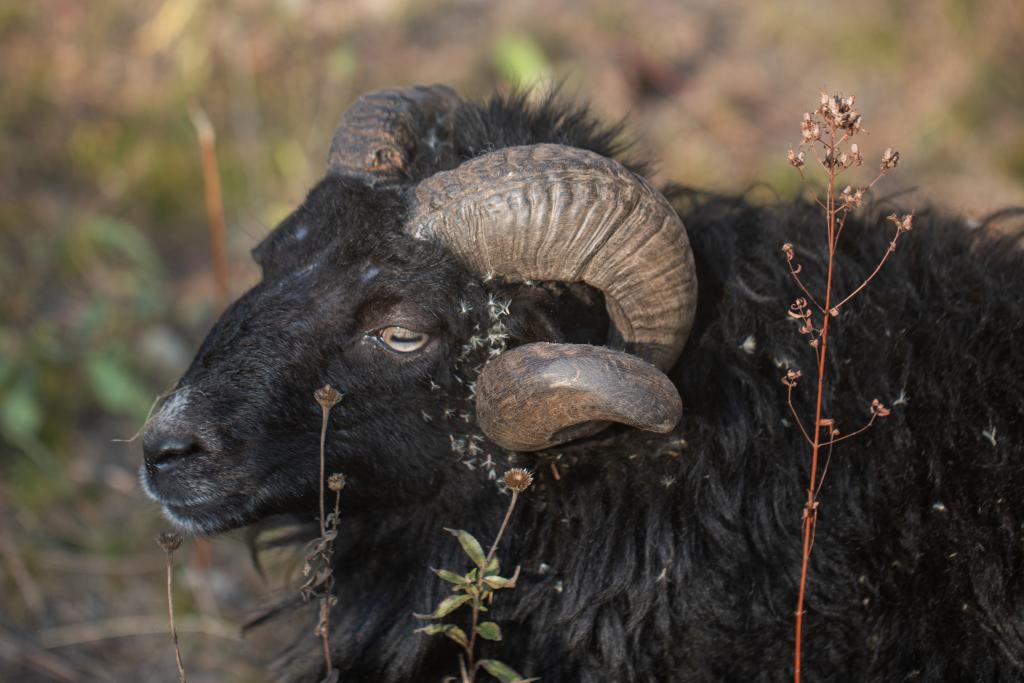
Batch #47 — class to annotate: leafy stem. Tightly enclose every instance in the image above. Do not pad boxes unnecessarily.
[415,469,535,683]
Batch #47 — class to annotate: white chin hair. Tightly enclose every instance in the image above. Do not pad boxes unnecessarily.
[138,464,162,503]
[160,504,211,536]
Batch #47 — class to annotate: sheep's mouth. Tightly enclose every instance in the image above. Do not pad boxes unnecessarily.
[140,464,259,535]
[159,498,256,536]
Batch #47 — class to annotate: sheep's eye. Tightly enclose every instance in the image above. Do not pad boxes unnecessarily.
[378,326,429,353]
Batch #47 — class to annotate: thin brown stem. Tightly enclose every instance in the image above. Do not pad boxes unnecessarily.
[318,407,329,539]
[312,386,342,677]
[832,233,901,312]
[320,599,332,678]
[820,413,879,448]
[794,162,837,683]
[815,441,836,498]
[835,212,851,249]
[787,385,814,447]
[188,105,230,306]
[164,550,187,683]
[808,506,819,555]
[787,262,825,313]
[466,490,521,680]
[316,487,345,677]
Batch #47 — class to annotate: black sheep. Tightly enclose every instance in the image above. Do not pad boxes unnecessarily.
[140,86,1024,682]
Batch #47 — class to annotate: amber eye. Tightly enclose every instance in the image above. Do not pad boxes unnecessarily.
[378,326,429,353]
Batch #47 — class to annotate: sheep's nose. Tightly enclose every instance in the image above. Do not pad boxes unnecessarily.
[144,433,203,470]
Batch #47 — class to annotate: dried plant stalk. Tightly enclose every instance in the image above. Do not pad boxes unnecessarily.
[308,385,344,680]
[784,91,911,681]
[188,104,230,305]
[157,532,187,683]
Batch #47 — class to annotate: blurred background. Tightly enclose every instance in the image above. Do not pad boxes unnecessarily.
[1,0,1022,680]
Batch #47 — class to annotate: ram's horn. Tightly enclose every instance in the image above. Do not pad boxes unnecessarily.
[406,143,696,450]
[474,343,682,451]
[328,84,459,183]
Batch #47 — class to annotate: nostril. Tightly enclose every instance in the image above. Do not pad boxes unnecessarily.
[144,434,204,469]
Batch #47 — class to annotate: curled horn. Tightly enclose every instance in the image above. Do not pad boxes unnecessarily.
[405,143,698,451]
[328,84,459,183]
[474,343,683,452]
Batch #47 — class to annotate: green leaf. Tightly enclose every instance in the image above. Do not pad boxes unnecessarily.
[475,621,502,641]
[85,351,152,420]
[484,556,500,576]
[76,215,161,274]
[433,567,469,587]
[413,594,472,620]
[0,380,42,440]
[483,575,517,590]
[415,623,468,647]
[443,626,468,648]
[479,659,533,683]
[445,528,486,567]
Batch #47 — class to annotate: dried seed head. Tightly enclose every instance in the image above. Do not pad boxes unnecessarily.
[156,531,183,553]
[327,473,346,492]
[781,368,802,387]
[782,243,795,260]
[841,185,865,209]
[800,117,820,143]
[849,143,863,166]
[870,398,891,417]
[824,148,841,170]
[314,384,343,410]
[887,212,914,233]
[881,147,900,171]
[503,468,534,493]
[787,149,806,168]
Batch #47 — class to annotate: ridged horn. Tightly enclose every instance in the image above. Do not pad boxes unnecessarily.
[475,343,682,452]
[328,84,459,183]
[406,144,697,370]
[404,143,696,451]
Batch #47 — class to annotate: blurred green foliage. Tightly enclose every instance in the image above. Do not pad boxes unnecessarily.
[1,212,166,461]
[493,33,550,89]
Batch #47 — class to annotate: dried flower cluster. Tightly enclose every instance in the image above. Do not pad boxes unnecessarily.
[305,384,347,682]
[788,91,899,182]
[783,90,912,682]
[157,531,183,553]
[503,468,533,493]
[314,384,343,411]
[327,472,346,492]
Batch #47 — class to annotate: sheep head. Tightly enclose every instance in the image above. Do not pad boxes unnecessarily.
[140,85,696,534]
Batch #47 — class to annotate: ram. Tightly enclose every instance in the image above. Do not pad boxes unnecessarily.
[140,85,1024,682]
